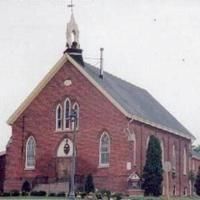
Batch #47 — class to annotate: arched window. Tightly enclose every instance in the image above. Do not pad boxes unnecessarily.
[56,104,62,130]
[99,132,110,167]
[131,132,136,166]
[72,102,79,130]
[64,98,71,130]
[183,147,187,175]
[172,144,176,170]
[25,136,36,169]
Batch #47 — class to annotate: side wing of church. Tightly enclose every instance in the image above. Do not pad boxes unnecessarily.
[2,9,197,197]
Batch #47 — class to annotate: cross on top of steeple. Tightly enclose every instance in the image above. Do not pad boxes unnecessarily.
[67,0,74,14]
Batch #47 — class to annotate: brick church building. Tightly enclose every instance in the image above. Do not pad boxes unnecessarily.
[1,9,198,196]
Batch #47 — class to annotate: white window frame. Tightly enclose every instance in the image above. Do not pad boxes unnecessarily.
[183,147,187,175]
[132,132,136,166]
[172,144,176,170]
[99,132,110,167]
[72,102,79,130]
[25,136,36,170]
[63,98,71,130]
[56,104,63,131]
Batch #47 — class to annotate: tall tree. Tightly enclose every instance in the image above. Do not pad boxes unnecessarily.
[142,135,163,196]
[195,167,200,195]
[193,145,200,153]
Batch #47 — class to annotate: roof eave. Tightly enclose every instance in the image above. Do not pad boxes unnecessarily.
[127,113,195,141]
[7,53,195,142]
[192,155,200,160]
[7,53,129,126]
[7,54,68,125]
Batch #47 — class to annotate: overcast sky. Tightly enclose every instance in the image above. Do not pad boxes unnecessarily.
[0,0,200,151]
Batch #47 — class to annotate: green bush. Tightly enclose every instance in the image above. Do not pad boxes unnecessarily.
[21,191,29,196]
[111,192,123,200]
[76,191,87,198]
[95,191,102,199]
[48,192,56,196]
[195,166,200,195]
[56,192,66,197]
[98,189,111,199]
[10,190,20,196]
[2,192,11,196]
[30,190,46,196]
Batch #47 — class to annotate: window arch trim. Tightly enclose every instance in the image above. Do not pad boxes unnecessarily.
[63,98,71,130]
[25,136,36,170]
[183,146,187,175]
[56,104,63,131]
[172,144,176,170]
[131,131,136,166]
[72,102,79,130]
[99,132,110,167]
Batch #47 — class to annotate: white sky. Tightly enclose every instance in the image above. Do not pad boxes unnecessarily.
[0,0,200,151]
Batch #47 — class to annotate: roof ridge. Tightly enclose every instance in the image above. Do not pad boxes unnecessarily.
[85,62,147,92]
[84,62,195,140]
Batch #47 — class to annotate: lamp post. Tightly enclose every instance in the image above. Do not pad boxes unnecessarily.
[67,109,77,200]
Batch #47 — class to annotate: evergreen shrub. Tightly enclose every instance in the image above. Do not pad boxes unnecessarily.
[195,166,200,195]
[85,174,95,193]
[10,190,20,196]
[142,135,163,196]
[56,192,66,197]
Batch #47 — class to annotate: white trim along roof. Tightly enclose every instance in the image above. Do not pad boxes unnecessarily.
[0,151,6,156]
[7,54,195,141]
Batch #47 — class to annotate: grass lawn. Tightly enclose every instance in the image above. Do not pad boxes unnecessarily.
[0,197,200,200]
[0,198,65,200]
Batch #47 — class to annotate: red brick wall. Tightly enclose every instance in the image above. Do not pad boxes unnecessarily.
[129,122,191,196]
[0,154,6,192]
[192,157,200,174]
[4,60,191,196]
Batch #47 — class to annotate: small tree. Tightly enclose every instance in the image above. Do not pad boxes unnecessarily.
[195,167,200,195]
[142,135,163,196]
[85,174,95,193]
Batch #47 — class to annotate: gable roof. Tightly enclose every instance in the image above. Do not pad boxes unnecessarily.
[7,54,195,141]
[84,63,194,140]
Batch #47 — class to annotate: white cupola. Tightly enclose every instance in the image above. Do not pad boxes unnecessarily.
[66,13,80,48]
[64,2,84,66]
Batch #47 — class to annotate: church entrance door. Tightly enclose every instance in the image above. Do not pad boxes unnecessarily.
[56,157,71,180]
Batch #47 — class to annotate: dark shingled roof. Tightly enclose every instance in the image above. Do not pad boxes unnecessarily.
[84,63,194,139]
[192,150,200,159]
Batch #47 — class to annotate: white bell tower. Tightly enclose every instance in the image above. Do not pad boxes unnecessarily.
[66,0,80,48]
[64,0,84,66]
